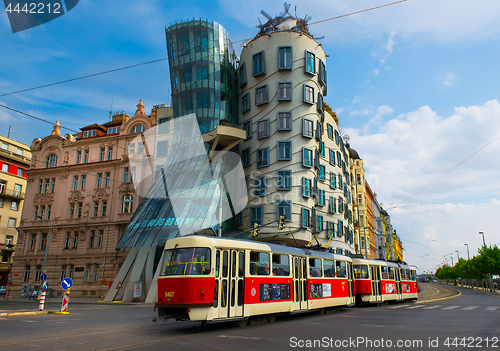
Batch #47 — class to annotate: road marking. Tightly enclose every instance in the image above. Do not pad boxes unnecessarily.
[361,325,406,328]
[406,305,425,309]
[389,304,411,309]
[485,306,498,311]
[423,305,443,309]
[463,306,478,310]
[442,305,460,310]
[218,336,262,340]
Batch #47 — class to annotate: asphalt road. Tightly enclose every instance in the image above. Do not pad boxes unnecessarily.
[0,283,498,351]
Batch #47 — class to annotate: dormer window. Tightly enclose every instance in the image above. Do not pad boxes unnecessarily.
[107,126,120,134]
[83,130,97,138]
[130,124,145,134]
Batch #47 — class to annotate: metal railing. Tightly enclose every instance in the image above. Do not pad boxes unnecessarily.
[0,188,25,199]
[0,147,31,163]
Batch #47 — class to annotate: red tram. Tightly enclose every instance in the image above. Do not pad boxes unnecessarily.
[352,258,418,304]
[154,236,417,326]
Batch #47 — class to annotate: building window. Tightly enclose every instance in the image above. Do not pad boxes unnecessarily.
[327,124,334,140]
[34,265,42,281]
[50,178,55,193]
[98,229,103,247]
[303,85,314,104]
[93,264,100,282]
[301,208,310,228]
[319,141,325,157]
[43,178,49,193]
[318,165,326,181]
[241,93,250,113]
[302,119,314,138]
[101,200,107,216]
[33,205,38,219]
[128,143,135,155]
[157,141,167,157]
[329,149,336,166]
[252,51,266,77]
[85,264,92,282]
[107,126,120,135]
[40,233,47,250]
[60,265,67,281]
[338,196,344,213]
[107,147,113,160]
[80,175,86,190]
[99,147,105,161]
[239,62,248,87]
[255,85,268,106]
[241,148,251,168]
[277,111,291,130]
[72,231,78,248]
[242,120,252,139]
[357,194,363,205]
[316,215,324,232]
[84,149,89,163]
[77,202,82,218]
[317,93,324,113]
[17,168,24,177]
[338,220,344,237]
[318,59,327,86]
[1,163,8,172]
[278,82,292,101]
[278,46,292,70]
[29,234,36,250]
[47,205,51,220]
[158,118,170,133]
[1,143,7,150]
[130,167,136,183]
[23,265,30,282]
[256,148,269,168]
[8,218,16,227]
[337,151,342,165]
[104,172,110,187]
[39,205,45,219]
[46,154,57,168]
[76,150,81,164]
[254,176,267,197]
[327,222,335,237]
[302,177,312,197]
[93,201,99,217]
[277,141,291,160]
[64,232,70,249]
[276,200,291,221]
[317,189,326,206]
[305,50,316,75]
[338,173,343,188]
[11,200,19,211]
[123,167,129,183]
[121,194,133,213]
[257,119,270,139]
[69,203,75,218]
[276,170,291,190]
[197,93,210,108]
[131,124,145,134]
[250,206,263,226]
[96,173,102,188]
[38,179,42,193]
[302,147,313,167]
[83,130,97,138]
[68,264,75,279]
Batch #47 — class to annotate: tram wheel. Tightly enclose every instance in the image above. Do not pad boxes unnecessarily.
[200,321,207,327]
[267,314,276,323]
[319,308,326,315]
[236,318,249,328]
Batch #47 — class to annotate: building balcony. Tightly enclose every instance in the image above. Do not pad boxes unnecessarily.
[0,148,31,165]
[0,188,24,200]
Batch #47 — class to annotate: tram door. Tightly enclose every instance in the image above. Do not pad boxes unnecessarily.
[215,249,245,319]
[370,266,382,302]
[347,262,354,300]
[292,257,308,311]
[395,268,402,300]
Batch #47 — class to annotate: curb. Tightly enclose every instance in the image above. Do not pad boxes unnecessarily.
[415,284,461,304]
[0,310,61,317]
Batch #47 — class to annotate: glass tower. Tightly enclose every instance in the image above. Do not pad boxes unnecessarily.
[166,19,238,133]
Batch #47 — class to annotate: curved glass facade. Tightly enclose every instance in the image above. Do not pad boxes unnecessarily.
[166,20,238,133]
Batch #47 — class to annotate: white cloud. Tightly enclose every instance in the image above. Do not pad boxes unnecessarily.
[352,96,362,104]
[443,72,457,86]
[350,108,371,117]
[344,100,500,270]
[373,68,379,76]
[335,107,344,115]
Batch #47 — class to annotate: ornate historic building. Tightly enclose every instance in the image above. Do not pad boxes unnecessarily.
[10,101,170,297]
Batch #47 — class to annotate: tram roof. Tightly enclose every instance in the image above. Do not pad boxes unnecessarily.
[351,258,413,269]
[164,235,352,262]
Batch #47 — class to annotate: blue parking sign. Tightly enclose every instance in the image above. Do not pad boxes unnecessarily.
[61,277,73,290]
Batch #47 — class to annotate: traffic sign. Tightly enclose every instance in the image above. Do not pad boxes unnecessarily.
[42,269,47,273]
[116,281,123,289]
[42,281,49,291]
[61,277,73,290]
[40,273,47,281]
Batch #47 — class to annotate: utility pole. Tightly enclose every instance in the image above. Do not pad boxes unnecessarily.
[464,243,470,260]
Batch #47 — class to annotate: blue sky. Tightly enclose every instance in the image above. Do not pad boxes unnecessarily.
[2,0,500,273]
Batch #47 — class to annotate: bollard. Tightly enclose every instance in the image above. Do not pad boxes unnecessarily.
[38,291,46,311]
[61,288,70,313]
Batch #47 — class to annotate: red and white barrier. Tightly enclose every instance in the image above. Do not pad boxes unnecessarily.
[61,289,70,313]
[38,291,46,311]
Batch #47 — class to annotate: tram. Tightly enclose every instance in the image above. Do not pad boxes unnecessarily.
[352,258,418,304]
[155,235,355,326]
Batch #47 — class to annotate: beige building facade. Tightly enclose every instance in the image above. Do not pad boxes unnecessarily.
[0,135,31,286]
[10,101,169,297]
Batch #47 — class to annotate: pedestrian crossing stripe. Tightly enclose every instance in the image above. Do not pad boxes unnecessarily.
[423,305,442,309]
[442,306,460,310]
[462,306,478,310]
[406,305,425,309]
[389,304,411,309]
[485,306,498,311]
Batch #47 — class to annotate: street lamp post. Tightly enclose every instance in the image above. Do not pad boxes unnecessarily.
[479,231,486,247]
[455,250,459,262]
[464,243,470,260]
[479,231,493,291]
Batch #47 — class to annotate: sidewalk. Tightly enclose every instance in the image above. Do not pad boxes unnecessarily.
[3,296,152,305]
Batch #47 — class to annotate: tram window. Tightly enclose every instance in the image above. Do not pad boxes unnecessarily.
[309,258,322,277]
[221,280,227,307]
[323,259,335,277]
[250,251,270,275]
[238,252,244,278]
[353,264,369,279]
[381,266,389,280]
[231,280,236,307]
[336,261,347,278]
[294,258,299,279]
[232,252,237,278]
[222,251,228,278]
[400,269,406,280]
[272,254,290,276]
[411,270,416,281]
[388,267,395,279]
[160,247,211,276]
[216,251,220,277]
[406,270,411,280]
[238,280,244,306]
[214,281,219,307]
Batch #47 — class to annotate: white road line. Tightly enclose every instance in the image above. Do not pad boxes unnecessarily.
[407,305,425,309]
[462,306,478,310]
[361,325,406,328]
[218,336,262,340]
[442,305,460,310]
[389,304,411,309]
[423,305,443,309]
[485,306,499,311]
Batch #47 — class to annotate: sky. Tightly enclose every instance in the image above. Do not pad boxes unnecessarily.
[2,0,500,273]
